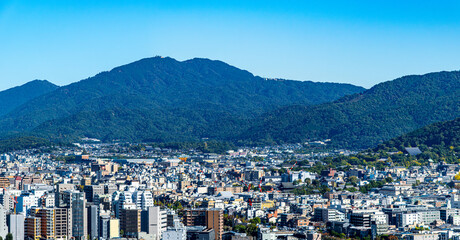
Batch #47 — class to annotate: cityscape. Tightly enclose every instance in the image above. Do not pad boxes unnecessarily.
[0,138,459,240]
[1,1,460,240]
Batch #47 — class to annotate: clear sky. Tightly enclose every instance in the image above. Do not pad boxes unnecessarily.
[1,0,460,90]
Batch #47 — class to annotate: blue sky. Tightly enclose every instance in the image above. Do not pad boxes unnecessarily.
[1,1,460,90]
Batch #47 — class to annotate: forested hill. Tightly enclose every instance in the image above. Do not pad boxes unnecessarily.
[0,80,58,116]
[240,71,460,149]
[374,117,460,152]
[0,57,364,142]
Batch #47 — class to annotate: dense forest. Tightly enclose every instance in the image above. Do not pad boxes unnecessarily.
[0,136,52,152]
[241,71,460,148]
[0,57,363,143]
[0,57,458,151]
[0,80,57,116]
[374,117,460,152]
[289,117,460,173]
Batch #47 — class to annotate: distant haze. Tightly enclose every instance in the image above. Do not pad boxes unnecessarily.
[1,1,460,90]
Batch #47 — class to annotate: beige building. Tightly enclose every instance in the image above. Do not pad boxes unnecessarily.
[206,209,223,240]
[109,219,120,239]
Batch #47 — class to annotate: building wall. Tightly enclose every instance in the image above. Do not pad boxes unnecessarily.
[121,209,140,237]
[0,207,8,239]
[206,209,223,240]
[141,206,167,240]
[8,214,25,240]
[109,219,120,239]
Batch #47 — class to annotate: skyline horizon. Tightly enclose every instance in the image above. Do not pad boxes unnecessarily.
[3,54,460,91]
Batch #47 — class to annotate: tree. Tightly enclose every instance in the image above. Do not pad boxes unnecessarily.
[249,217,261,224]
[454,172,460,180]
[246,223,258,236]
[385,177,394,183]
[233,224,246,233]
[5,233,12,240]
[348,176,359,185]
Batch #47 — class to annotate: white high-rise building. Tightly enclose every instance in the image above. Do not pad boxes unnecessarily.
[133,191,154,210]
[0,206,8,239]
[132,191,142,209]
[7,214,24,240]
[0,193,13,212]
[141,206,167,240]
[141,191,154,210]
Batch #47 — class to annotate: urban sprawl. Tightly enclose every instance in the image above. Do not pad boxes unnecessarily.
[0,142,459,240]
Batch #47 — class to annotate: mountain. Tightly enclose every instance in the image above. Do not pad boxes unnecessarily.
[289,118,460,172]
[375,117,460,152]
[0,80,58,116]
[0,57,364,142]
[241,71,460,148]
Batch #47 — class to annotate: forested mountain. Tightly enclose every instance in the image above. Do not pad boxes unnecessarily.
[0,57,364,142]
[0,80,58,116]
[241,71,460,148]
[283,117,460,174]
[375,117,460,152]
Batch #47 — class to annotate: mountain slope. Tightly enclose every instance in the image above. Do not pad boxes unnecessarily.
[241,71,460,148]
[0,80,58,116]
[0,57,364,141]
[375,117,460,151]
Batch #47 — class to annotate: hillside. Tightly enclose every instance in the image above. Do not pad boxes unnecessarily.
[0,57,364,142]
[240,71,460,148]
[375,117,460,152]
[287,117,460,174]
[0,80,58,116]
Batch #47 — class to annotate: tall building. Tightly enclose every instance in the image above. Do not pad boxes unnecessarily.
[55,184,75,208]
[133,191,154,210]
[55,208,71,240]
[25,217,41,240]
[109,218,120,239]
[100,214,119,240]
[120,209,141,238]
[141,206,167,240]
[27,207,71,240]
[60,190,87,240]
[182,209,223,240]
[183,209,206,226]
[99,215,110,240]
[7,214,25,240]
[0,193,13,212]
[84,185,104,203]
[113,191,133,218]
[206,209,223,240]
[87,205,99,240]
[0,207,7,239]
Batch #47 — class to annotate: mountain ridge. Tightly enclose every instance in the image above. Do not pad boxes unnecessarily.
[240,70,460,148]
[0,56,365,142]
[0,80,58,117]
